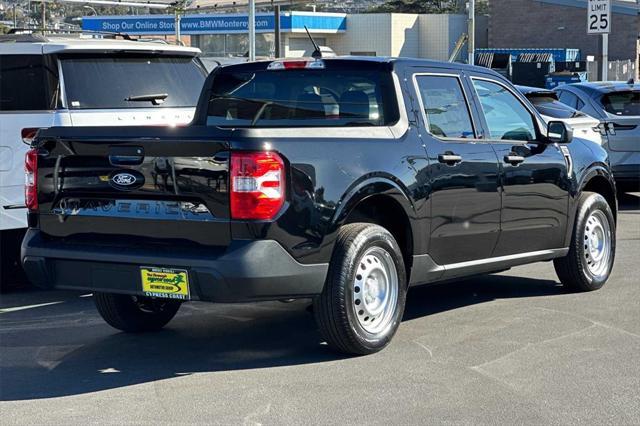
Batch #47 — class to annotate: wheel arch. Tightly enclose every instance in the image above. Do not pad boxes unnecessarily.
[332,177,418,284]
[564,164,618,248]
[579,165,618,221]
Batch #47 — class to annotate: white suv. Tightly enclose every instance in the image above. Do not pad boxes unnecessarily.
[0,33,208,287]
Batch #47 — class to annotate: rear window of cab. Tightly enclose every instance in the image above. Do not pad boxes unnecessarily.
[206,65,400,127]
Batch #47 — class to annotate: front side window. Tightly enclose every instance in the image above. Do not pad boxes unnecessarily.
[473,79,537,141]
[414,75,474,139]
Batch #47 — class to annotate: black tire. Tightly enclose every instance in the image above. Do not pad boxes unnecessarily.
[554,192,616,292]
[94,292,181,332]
[314,223,407,355]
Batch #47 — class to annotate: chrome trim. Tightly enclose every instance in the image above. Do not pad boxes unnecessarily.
[56,57,68,109]
[409,248,569,286]
[444,248,567,271]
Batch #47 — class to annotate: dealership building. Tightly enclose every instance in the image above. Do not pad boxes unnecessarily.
[82,11,488,61]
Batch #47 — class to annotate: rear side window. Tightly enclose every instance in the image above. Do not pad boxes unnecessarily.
[0,55,57,111]
[558,90,580,109]
[206,68,398,127]
[59,54,206,109]
[473,79,536,142]
[529,96,585,119]
[414,75,474,139]
[601,91,640,116]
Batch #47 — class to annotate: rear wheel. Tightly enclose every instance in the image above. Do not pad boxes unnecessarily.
[554,192,616,292]
[314,223,407,355]
[94,292,181,332]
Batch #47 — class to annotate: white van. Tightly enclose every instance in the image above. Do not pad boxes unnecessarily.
[0,33,208,287]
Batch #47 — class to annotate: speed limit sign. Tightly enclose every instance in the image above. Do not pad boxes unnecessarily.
[588,0,610,34]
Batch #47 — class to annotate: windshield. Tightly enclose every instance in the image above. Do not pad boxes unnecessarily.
[206,68,399,127]
[60,54,207,109]
[529,95,585,119]
[601,91,640,116]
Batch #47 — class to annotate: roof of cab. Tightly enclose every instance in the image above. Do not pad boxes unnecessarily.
[218,56,504,78]
[0,33,200,56]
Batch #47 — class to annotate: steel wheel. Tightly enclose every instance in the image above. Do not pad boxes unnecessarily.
[583,210,612,279]
[352,246,399,334]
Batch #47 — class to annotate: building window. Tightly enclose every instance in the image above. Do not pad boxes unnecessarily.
[193,33,275,58]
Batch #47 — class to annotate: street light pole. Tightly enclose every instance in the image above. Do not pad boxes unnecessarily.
[248,0,256,61]
[468,0,475,65]
[601,33,609,81]
[41,0,46,33]
[83,5,98,16]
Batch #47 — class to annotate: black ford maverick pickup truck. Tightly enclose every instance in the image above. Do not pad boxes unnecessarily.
[22,57,617,355]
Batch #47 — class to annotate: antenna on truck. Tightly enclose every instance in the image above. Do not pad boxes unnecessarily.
[304,25,322,59]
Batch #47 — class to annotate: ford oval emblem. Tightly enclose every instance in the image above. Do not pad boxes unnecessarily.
[112,172,137,186]
[109,171,144,190]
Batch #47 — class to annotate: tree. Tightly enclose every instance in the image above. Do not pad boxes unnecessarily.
[367,0,488,14]
[367,0,461,14]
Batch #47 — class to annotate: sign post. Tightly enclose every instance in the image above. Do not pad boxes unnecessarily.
[468,0,475,65]
[248,0,256,61]
[587,0,611,81]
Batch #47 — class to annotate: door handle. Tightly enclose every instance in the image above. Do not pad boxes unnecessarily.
[438,153,462,165]
[109,146,145,166]
[504,154,525,165]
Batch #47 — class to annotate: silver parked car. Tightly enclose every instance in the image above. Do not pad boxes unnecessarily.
[517,85,602,146]
[555,82,640,191]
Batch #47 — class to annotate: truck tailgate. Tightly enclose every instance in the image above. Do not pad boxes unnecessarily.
[34,126,231,247]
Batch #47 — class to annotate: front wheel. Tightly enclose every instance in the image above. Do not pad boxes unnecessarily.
[554,192,616,292]
[94,292,181,332]
[314,223,407,355]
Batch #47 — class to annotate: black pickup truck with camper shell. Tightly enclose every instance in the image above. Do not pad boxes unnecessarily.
[22,57,617,355]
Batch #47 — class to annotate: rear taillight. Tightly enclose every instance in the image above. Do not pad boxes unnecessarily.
[25,149,38,211]
[21,128,39,144]
[230,151,285,220]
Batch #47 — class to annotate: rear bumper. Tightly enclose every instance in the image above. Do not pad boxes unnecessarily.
[21,229,328,302]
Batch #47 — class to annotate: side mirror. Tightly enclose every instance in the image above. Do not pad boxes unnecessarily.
[547,121,573,144]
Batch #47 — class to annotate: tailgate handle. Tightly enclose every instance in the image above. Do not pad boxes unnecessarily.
[109,146,144,166]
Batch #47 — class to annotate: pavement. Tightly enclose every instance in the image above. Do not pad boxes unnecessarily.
[1,193,639,425]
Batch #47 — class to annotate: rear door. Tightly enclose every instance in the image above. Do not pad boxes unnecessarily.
[411,70,501,265]
[469,75,570,256]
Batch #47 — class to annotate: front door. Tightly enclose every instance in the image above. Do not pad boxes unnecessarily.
[412,71,501,265]
[469,77,570,256]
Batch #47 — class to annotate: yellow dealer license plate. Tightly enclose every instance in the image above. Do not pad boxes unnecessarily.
[140,267,190,300]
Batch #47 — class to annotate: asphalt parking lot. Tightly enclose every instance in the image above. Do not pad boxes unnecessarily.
[1,193,639,425]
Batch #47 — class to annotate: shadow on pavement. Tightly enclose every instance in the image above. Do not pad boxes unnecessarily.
[0,274,565,401]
